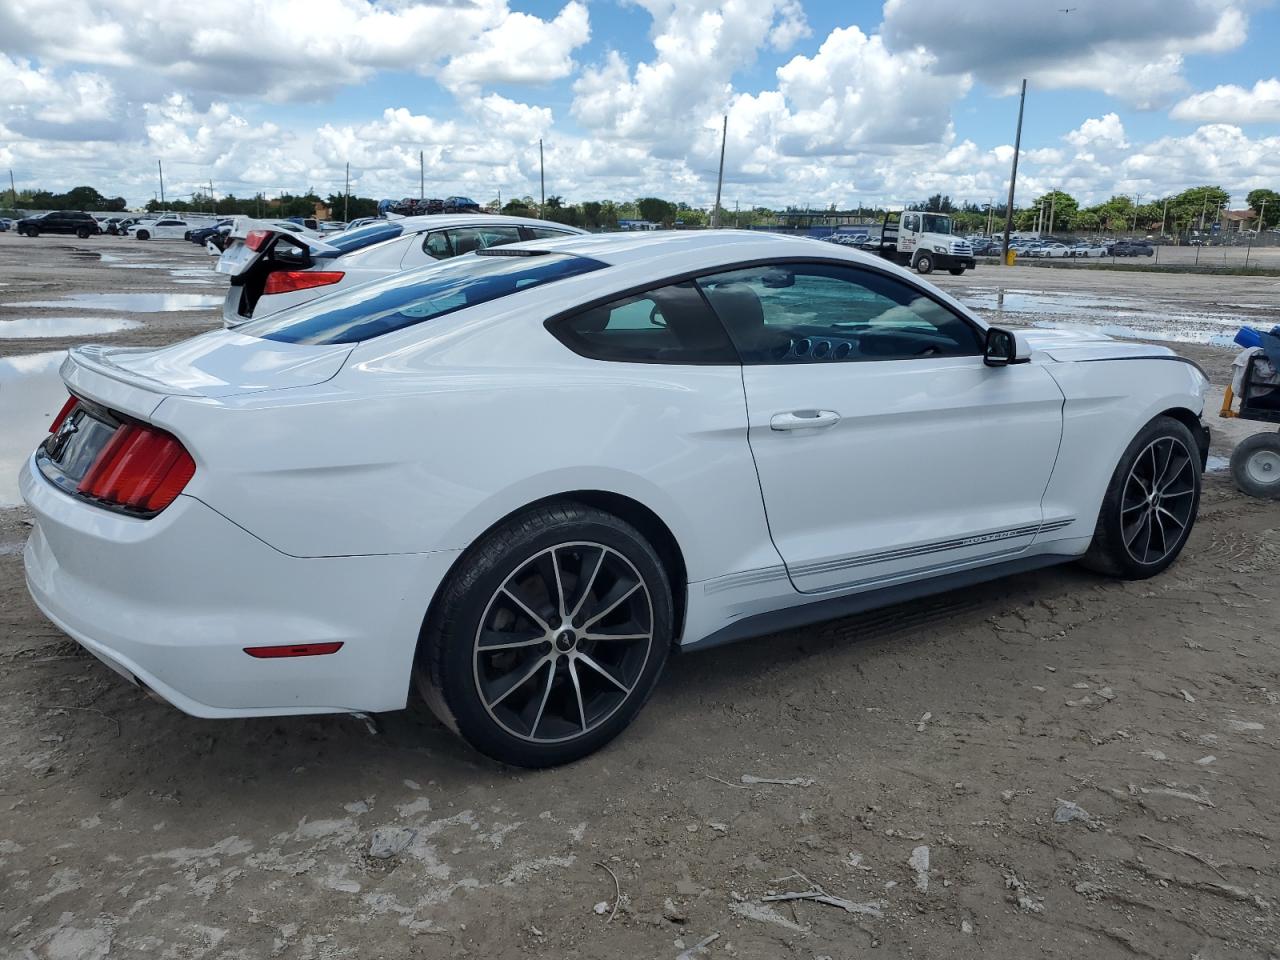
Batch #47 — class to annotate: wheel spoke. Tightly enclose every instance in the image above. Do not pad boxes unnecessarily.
[1154,439,1175,488]
[486,654,550,708]
[575,652,630,693]
[501,586,551,634]
[549,548,568,621]
[1124,510,1151,549]
[582,582,640,631]
[477,630,545,652]
[568,659,587,732]
[528,660,555,738]
[567,549,605,621]
[1155,504,1186,529]
[581,631,650,643]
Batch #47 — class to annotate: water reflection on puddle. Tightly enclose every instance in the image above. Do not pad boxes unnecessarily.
[0,352,66,508]
[11,293,221,312]
[961,288,1248,345]
[0,316,142,338]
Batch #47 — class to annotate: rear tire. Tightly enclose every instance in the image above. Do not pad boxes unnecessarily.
[25,228,38,238]
[136,229,150,240]
[1230,433,1280,499]
[1080,416,1201,579]
[915,253,934,274]
[416,501,673,768]
[76,228,91,239]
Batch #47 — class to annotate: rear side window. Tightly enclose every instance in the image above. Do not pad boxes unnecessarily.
[526,226,574,240]
[546,282,737,364]
[324,221,404,253]
[241,253,607,345]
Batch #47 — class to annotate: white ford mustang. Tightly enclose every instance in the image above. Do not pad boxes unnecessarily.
[21,231,1210,767]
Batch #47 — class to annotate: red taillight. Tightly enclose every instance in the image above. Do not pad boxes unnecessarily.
[244,229,272,251]
[263,270,344,296]
[244,642,344,659]
[49,395,78,433]
[78,422,195,513]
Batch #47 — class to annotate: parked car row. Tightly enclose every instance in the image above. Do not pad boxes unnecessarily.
[962,236,1157,259]
[379,196,483,217]
[215,213,586,325]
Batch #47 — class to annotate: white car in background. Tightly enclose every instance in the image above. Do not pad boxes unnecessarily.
[216,214,586,326]
[128,217,203,241]
[20,231,1210,767]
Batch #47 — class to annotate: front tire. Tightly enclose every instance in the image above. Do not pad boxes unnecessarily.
[915,253,934,274]
[25,227,38,238]
[1080,416,1201,579]
[136,229,150,240]
[948,266,965,275]
[417,501,673,768]
[1230,433,1280,499]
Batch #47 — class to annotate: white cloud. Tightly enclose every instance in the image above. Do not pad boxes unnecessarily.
[0,0,591,103]
[881,0,1249,108]
[1171,77,1280,123]
[1064,113,1129,151]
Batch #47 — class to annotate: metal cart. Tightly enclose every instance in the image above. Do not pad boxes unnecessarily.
[1220,351,1280,499]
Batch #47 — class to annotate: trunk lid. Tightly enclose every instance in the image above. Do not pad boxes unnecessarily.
[63,333,353,418]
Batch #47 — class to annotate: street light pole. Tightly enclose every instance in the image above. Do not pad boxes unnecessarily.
[1001,79,1027,264]
[344,162,350,223]
[712,114,727,229]
[539,138,545,218]
[158,159,165,209]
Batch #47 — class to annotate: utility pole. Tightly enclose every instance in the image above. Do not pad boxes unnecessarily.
[1258,197,1268,234]
[712,114,727,229]
[538,139,545,218]
[344,162,350,223]
[8,168,16,215]
[1131,193,1142,233]
[1048,190,1057,236]
[1160,196,1169,237]
[209,179,215,214]
[419,151,424,200]
[158,159,165,209]
[1001,79,1027,263]
[986,198,994,236]
[734,199,740,228]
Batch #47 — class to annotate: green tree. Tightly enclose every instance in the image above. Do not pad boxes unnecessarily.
[923,193,954,213]
[1033,190,1079,230]
[636,197,676,225]
[1246,188,1280,229]
[1166,185,1229,233]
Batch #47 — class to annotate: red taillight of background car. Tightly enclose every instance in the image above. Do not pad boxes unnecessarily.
[78,423,196,513]
[48,395,79,433]
[263,270,345,296]
[244,229,272,251]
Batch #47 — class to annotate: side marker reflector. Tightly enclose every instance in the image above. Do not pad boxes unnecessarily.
[244,642,344,659]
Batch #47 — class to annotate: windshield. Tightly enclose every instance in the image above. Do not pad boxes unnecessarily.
[922,214,952,236]
[239,252,607,345]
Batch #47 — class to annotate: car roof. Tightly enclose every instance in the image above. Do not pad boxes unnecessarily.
[388,213,588,234]
[496,229,868,269]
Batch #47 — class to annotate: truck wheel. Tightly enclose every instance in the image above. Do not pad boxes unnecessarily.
[1230,433,1280,499]
[914,253,934,274]
[948,266,965,275]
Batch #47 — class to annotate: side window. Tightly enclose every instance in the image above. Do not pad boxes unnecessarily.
[903,214,919,232]
[696,262,984,364]
[446,226,523,256]
[525,226,573,240]
[423,231,452,259]
[547,281,737,364]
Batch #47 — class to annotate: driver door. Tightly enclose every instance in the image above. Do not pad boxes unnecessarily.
[696,261,1064,594]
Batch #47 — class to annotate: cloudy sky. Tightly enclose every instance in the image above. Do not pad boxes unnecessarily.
[2,0,1278,210]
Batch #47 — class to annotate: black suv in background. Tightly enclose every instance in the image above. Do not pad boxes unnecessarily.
[16,211,101,238]
[1110,240,1154,257]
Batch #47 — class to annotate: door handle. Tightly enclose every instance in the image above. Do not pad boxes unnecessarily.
[770,410,841,431]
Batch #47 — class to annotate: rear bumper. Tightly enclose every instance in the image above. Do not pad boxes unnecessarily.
[21,456,459,717]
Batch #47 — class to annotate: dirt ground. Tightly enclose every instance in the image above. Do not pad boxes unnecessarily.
[1,235,1278,960]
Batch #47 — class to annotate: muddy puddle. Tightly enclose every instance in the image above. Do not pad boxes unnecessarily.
[0,351,66,508]
[0,315,142,338]
[11,293,221,312]
[960,288,1255,345]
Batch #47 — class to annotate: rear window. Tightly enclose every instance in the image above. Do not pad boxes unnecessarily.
[322,221,404,254]
[240,253,608,345]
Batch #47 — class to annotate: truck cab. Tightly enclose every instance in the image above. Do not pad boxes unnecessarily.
[878,210,975,275]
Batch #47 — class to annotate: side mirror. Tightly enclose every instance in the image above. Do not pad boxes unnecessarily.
[984,327,1031,366]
